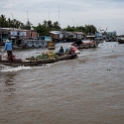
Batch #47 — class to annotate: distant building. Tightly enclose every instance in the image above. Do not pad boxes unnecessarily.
[106,31,117,41]
[74,32,86,41]
[49,31,64,42]
[49,30,86,42]
[26,30,38,39]
[64,31,76,42]
[0,28,38,45]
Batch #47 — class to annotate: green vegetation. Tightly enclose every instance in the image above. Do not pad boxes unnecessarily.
[26,51,58,61]
[63,25,97,34]
[0,14,32,29]
[0,14,97,35]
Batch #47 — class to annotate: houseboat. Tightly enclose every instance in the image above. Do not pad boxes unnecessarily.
[21,36,51,48]
[0,28,38,45]
[0,28,52,49]
[49,31,64,43]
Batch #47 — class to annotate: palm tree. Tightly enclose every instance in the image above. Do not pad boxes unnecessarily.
[0,14,6,27]
[53,21,60,29]
[15,20,22,29]
[43,20,47,27]
[47,20,52,28]
[20,22,25,29]
[7,18,12,27]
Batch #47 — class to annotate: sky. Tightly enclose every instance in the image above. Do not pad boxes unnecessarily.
[0,0,124,35]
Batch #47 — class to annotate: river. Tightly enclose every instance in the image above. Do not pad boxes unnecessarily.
[0,41,124,124]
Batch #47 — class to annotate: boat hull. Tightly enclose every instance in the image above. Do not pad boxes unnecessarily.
[72,40,98,49]
[118,40,124,44]
[0,54,77,67]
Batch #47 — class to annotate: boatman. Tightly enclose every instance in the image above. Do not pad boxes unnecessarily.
[68,45,80,54]
[4,39,13,62]
[59,46,64,54]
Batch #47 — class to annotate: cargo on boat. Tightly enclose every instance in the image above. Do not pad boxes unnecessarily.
[0,53,77,67]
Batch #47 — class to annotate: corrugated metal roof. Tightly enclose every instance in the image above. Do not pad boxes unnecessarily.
[74,32,85,35]
[49,31,62,34]
[1,28,27,32]
[87,35,95,38]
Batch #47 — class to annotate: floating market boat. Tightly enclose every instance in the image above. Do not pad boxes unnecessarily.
[118,37,124,44]
[72,40,98,49]
[0,53,77,67]
[56,53,77,61]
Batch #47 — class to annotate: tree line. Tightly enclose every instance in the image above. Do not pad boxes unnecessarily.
[0,14,32,29]
[0,14,97,36]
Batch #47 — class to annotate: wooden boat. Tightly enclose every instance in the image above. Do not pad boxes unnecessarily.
[118,37,124,44]
[0,59,57,67]
[57,53,77,61]
[72,40,98,49]
[0,54,77,67]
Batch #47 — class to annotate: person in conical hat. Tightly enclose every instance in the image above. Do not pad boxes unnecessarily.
[4,39,13,62]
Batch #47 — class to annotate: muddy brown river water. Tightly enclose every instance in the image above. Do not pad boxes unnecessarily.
[0,42,124,124]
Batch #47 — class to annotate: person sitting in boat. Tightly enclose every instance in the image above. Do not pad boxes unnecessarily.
[59,46,64,53]
[68,45,80,54]
[57,46,64,56]
[65,48,69,54]
[12,55,22,62]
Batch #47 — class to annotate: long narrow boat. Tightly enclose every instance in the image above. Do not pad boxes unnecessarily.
[72,40,98,49]
[0,54,77,67]
[57,53,77,61]
[118,37,124,44]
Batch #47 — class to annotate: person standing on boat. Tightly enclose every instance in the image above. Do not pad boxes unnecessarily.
[4,39,13,62]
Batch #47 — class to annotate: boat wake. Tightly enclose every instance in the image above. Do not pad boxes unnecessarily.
[0,63,54,72]
[0,65,31,72]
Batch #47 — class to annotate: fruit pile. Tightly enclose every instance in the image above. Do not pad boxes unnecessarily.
[26,51,58,60]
